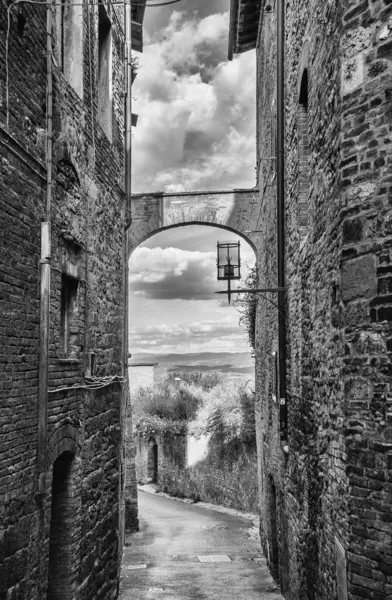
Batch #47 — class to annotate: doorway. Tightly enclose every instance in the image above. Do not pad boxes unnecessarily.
[147,437,158,483]
[47,451,77,600]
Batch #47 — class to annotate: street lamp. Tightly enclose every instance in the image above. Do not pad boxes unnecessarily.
[216,241,241,305]
[215,240,286,306]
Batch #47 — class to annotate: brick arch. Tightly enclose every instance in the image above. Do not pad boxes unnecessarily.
[47,450,81,600]
[128,189,258,257]
[47,423,81,467]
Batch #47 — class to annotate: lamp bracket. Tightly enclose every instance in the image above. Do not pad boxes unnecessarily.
[215,287,287,312]
[215,287,286,295]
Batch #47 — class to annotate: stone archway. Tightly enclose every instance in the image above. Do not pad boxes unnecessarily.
[128,189,258,256]
[125,189,258,531]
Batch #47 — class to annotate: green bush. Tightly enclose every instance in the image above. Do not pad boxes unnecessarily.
[133,372,255,446]
[189,381,256,446]
[133,372,222,438]
[134,414,186,439]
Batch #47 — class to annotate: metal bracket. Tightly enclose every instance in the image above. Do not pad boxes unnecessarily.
[215,287,287,311]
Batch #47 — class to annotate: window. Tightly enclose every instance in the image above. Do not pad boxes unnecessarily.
[60,274,79,358]
[61,0,83,97]
[298,69,309,235]
[98,4,112,139]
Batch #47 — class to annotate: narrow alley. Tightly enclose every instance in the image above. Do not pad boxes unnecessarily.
[120,488,283,600]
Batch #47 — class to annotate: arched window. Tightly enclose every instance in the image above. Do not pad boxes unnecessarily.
[298,69,309,236]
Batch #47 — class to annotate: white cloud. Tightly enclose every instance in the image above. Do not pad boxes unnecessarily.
[129,246,217,299]
[132,10,256,193]
[129,243,255,301]
[129,316,249,354]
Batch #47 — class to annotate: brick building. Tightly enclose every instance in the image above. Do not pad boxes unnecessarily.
[0,1,145,598]
[230,1,392,599]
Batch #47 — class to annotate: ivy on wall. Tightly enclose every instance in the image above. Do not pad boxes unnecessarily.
[236,265,258,355]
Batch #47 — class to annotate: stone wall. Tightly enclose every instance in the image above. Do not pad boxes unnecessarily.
[138,433,259,514]
[253,1,392,599]
[0,2,143,597]
[129,189,257,256]
[341,2,392,599]
[128,363,157,393]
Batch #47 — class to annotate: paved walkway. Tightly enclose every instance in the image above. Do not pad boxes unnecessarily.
[120,489,284,600]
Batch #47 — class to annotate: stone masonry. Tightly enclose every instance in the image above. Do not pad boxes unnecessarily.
[230,1,392,599]
[129,189,257,256]
[0,1,145,598]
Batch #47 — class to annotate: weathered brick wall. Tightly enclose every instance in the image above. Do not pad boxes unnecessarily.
[255,1,392,599]
[340,2,392,599]
[0,1,136,597]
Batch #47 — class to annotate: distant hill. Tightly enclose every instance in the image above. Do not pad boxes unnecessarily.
[130,351,255,381]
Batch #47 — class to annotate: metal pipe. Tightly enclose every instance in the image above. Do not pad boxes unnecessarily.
[123,0,138,532]
[228,0,239,61]
[276,0,287,441]
[125,1,132,213]
[37,0,53,478]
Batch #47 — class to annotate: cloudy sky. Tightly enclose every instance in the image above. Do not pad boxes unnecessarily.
[129,0,256,357]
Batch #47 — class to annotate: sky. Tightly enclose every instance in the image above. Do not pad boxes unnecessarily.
[129,0,256,357]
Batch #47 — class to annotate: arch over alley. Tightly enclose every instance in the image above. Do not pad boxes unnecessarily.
[128,189,258,255]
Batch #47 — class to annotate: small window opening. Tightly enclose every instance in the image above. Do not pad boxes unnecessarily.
[98,5,112,139]
[61,0,83,97]
[298,69,309,235]
[17,13,26,37]
[60,274,79,358]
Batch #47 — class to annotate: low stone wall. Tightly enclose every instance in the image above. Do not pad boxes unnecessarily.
[157,435,258,514]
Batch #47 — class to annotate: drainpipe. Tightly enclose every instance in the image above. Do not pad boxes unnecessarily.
[228,0,239,61]
[276,0,287,442]
[123,0,137,532]
[37,0,53,483]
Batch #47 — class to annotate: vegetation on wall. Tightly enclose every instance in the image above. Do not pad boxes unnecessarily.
[133,371,256,448]
[134,372,257,511]
[189,380,256,447]
[133,372,222,439]
[236,265,258,355]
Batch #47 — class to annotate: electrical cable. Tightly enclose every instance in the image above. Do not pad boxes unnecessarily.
[48,374,124,393]
[2,0,185,6]
[146,0,184,5]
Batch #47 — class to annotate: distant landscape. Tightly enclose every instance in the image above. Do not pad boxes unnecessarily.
[130,351,255,382]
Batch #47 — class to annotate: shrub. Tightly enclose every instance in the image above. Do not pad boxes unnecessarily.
[134,414,186,440]
[189,381,256,446]
[133,372,255,446]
